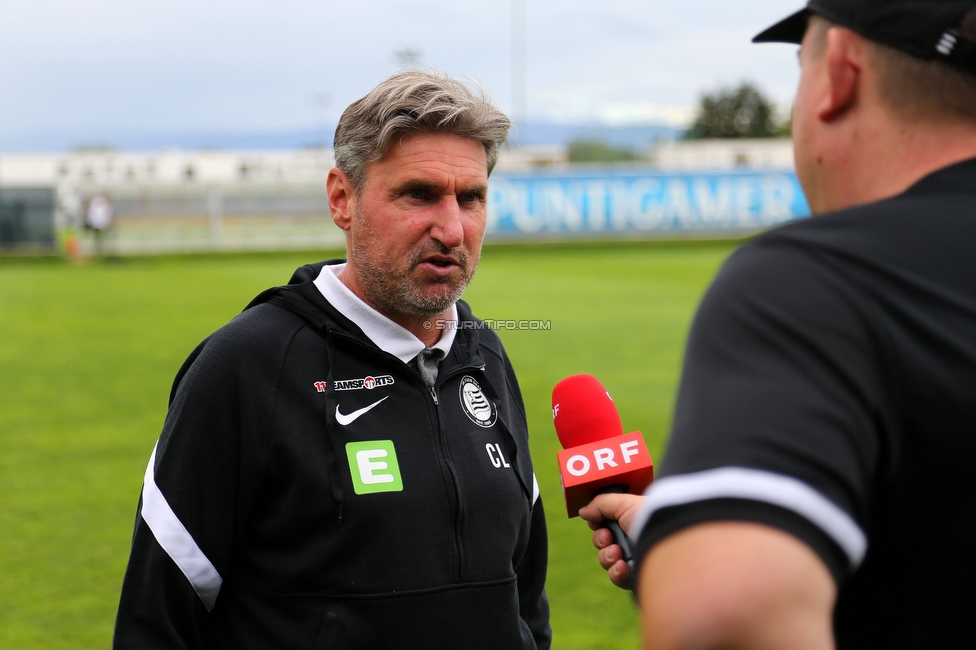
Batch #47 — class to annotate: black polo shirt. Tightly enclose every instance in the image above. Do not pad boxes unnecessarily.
[634,158,976,647]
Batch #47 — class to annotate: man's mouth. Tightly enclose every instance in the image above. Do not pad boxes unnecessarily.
[414,253,467,282]
[422,255,460,269]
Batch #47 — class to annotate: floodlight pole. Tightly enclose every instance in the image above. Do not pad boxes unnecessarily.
[511,0,527,126]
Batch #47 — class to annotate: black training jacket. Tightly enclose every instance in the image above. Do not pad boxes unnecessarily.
[114,260,551,649]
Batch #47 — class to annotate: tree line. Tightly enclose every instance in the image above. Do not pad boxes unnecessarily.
[566,82,789,163]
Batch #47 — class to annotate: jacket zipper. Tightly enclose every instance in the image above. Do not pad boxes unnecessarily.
[427,363,485,582]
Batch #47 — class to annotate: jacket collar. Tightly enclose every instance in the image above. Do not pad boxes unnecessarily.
[244,260,483,369]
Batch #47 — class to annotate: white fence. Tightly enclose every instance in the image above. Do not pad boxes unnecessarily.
[72,182,345,256]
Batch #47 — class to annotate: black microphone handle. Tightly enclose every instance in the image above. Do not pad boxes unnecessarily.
[593,484,636,591]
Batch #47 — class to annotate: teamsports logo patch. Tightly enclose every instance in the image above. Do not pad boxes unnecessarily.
[333,375,395,391]
[458,376,497,428]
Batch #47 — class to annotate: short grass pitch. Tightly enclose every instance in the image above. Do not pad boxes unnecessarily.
[0,239,735,649]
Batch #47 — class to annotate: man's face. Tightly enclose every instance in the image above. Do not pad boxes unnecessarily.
[344,132,489,319]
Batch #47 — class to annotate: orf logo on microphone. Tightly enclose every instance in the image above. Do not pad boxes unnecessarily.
[564,441,641,476]
[557,431,654,517]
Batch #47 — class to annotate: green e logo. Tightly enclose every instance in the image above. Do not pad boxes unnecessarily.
[346,440,403,495]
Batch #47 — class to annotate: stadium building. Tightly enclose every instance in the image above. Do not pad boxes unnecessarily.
[0,139,799,256]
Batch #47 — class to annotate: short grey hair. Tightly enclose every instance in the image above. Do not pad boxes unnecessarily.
[333,69,511,189]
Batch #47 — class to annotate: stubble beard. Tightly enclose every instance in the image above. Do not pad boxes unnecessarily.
[349,222,479,319]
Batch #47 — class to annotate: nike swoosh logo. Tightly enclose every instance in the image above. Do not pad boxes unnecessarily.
[335,396,389,426]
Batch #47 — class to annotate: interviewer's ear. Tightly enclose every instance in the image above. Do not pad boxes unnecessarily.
[818,27,864,121]
[327,168,354,231]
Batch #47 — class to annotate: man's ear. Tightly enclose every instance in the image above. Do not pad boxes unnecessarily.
[327,168,354,232]
[818,27,863,121]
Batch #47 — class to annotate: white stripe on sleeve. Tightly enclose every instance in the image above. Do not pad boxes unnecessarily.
[631,467,867,568]
[141,442,223,611]
[532,473,540,505]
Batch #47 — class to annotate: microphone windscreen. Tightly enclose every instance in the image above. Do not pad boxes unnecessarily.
[552,374,623,450]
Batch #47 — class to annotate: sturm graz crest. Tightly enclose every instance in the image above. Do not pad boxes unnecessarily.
[458,376,497,428]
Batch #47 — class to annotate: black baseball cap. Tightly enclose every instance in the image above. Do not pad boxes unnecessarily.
[753,0,976,71]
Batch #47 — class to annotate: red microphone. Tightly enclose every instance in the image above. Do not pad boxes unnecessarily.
[553,374,654,585]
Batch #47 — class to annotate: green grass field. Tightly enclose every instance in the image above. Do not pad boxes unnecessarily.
[0,240,736,649]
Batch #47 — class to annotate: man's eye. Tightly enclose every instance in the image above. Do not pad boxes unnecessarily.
[408,189,427,200]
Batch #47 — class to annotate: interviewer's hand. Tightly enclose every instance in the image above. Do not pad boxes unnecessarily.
[578,493,644,590]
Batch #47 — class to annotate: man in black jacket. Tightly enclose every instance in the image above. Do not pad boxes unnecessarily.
[114,70,551,649]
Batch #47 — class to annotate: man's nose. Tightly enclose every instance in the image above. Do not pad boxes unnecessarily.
[429,197,464,248]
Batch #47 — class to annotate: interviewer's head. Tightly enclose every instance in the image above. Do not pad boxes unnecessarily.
[755,0,976,213]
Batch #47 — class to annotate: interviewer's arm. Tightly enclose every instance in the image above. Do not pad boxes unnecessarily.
[637,521,836,650]
[580,496,836,649]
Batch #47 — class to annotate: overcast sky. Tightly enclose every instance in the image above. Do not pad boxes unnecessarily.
[0,0,805,149]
